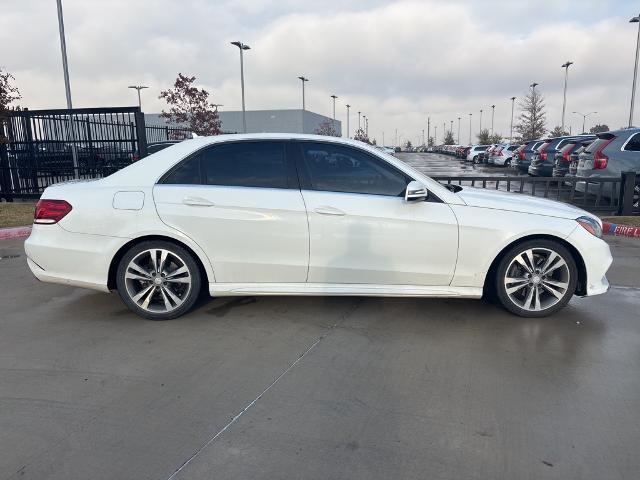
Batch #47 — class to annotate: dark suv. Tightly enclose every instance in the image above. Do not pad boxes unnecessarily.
[552,137,595,177]
[528,136,593,177]
[514,139,544,173]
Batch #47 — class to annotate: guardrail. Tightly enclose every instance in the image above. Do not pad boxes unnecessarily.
[432,172,638,215]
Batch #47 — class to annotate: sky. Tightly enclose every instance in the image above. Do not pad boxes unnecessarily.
[2,0,639,145]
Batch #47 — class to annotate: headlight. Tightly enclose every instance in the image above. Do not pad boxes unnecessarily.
[576,216,602,238]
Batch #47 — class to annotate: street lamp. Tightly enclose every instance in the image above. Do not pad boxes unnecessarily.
[457,117,461,144]
[365,117,369,136]
[561,61,573,132]
[128,85,148,109]
[230,41,250,133]
[427,117,431,146]
[510,96,516,141]
[629,14,640,127]
[297,76,308,111]
[468,113,472,145]
[479,109,483,132]
[358,111,361,130]
[434,126,438,144]
[345,104,351,138]
[490,105,495,135]
[573,111,597,133]
[330,94,338,135]
[530,83,539,140]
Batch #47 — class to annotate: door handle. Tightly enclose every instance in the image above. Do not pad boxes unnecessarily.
[314,206,346,216]
[182,196,215,207]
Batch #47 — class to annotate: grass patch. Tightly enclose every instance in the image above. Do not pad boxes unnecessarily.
[600,216,640,227]
[0,202,35,228]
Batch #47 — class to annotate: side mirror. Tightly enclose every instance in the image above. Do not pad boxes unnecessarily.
[404,180,428,202]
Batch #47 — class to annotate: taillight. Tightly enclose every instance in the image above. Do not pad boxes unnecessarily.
[562,147,573,162]
[518,149,525,160]
[594,137,615,169]
[34,199,73,224]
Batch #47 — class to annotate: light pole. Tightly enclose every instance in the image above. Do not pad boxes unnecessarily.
[434,126,438,144]
[422,129,425,145]
[573,111,597,133]
[629,14,640,127]
[530,83,539,140]
[479,109,483,133]
[450,120,453,140]
[443,121,446,142]
[468,113,472,145]
[510,96,516,141]
[55,0,78,176]
[427,117,430,146]
[345,104,351,138]
[363,115,367,136]
[330,94,338,134]
[230,41,250,133]
[365,117,369,136]
[358,111,361,130]
[490,105,495,136]
[128,85,148,109]
[561,61,573,132]
[298,76,308,111]
[457,117,461,144]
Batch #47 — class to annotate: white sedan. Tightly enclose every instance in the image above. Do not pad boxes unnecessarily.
[25,134,612,320]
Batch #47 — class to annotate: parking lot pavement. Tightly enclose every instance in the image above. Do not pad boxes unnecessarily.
[1,236,639,480]
[397,152,525,177]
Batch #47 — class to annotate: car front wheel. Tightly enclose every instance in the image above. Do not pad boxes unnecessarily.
[116,241,202,320]
[494,240,578,317]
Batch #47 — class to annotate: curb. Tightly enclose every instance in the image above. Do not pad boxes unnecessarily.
[602,222,640,238]
[0,226,32,240]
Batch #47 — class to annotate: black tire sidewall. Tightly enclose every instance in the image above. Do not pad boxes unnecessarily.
[116,240,202,320]
[494,239,578,318]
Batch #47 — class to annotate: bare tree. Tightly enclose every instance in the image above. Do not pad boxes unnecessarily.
[514,88,546,141]
[0,67,21,144]
[315,120,339,137]
[444,130,455,145]
[590,124,609,133]
[159,73,221,136]
[549,126,568,137]
[352,127,370,143]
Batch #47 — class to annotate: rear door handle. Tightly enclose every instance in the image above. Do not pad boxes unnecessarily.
[314,206,346,216]
[183,196,215,207]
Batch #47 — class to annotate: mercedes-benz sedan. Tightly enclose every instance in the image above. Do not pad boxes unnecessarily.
[25,134,612,320]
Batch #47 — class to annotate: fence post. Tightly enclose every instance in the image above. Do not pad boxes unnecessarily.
[618,171,636,216]
[0,119,12,202]
[165,126,169,141]
[134,109,148,159]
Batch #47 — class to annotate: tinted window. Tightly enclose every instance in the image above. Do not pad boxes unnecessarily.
[624,133,640,151]
[585,138,609,153]
[148,143,176,154]
[162,155,201,184]
[300,142,409,196]
[476,146,489,151]
[201,141,287,188]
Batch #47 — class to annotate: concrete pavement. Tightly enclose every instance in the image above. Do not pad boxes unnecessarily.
[0,237,639,480]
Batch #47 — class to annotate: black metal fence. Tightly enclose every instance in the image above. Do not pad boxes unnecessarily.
[0,107,192,200]
[433,172,639,216]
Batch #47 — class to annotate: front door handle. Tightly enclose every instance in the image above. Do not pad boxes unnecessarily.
[314,206,346,216]
[183,196,215,207]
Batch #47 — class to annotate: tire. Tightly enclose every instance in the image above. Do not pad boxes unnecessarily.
[505,159,512,167]
[494,239,577,318]
[473,156,478,164]
[116,240,202,320]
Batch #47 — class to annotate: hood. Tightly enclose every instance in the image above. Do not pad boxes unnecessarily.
[456,186,590,220]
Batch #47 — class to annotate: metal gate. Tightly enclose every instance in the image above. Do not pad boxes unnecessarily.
[0,107,192,201]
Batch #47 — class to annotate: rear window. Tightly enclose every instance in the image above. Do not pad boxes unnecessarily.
[536,142,550,152]
[559,143,576,153]
[507,145,518,151]
[585,138,610,153]
[475,146,488,151]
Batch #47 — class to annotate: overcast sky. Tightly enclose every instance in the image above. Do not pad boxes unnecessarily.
[2,0,639,144]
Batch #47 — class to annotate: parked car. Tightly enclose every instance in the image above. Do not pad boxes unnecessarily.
[489,144,520,167]
[514,140,544,173]
[553,138,594,177]
[529,136,595,177]
[26,134,611,320]
[466,145,490,163]
[478,144,498,164]
[576,128,640,205]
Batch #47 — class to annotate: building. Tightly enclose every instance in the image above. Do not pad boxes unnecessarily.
[145,109,341,136]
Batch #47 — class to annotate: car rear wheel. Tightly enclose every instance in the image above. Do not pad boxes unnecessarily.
[494,240,577,317]
[116,241,201,320]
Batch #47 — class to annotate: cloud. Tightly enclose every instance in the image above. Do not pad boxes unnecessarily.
[1,0,638,143]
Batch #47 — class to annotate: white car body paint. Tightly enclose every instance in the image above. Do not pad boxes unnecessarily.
[24,133,611,305]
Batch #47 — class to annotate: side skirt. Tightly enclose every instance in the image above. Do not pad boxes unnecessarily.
[209,283,483,298]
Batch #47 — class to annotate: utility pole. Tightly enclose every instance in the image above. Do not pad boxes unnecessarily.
[457,117,461,144]
[345,104,350,138]
[510,96,516,141]
[231,41,251,133]
[530,83,539,140]
[479,109,483,132]
[298,76,308,110]
[490,105,495,135]
[330,94,338,134]
[561,62,573,132]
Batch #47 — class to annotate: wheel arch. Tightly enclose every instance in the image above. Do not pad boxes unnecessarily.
[107,235,212,291]
[483,234,587,297]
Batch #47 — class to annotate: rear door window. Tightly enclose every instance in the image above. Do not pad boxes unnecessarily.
[585,138,609,153]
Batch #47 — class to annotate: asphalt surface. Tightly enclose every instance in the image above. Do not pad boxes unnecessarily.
[396,151,521,177]
[1,235,639,480]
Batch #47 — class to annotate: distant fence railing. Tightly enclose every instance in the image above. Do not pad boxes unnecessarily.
[433,172,638,215]
[146,124,192,142]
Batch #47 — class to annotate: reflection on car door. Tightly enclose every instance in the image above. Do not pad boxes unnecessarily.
[294,141,459,286]
[153,141,309,283]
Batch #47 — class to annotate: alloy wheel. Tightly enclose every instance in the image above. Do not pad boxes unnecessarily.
[123,248,192,313]
[503,247,571,312]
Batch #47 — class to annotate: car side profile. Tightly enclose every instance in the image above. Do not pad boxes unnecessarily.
[25,134,612,320]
